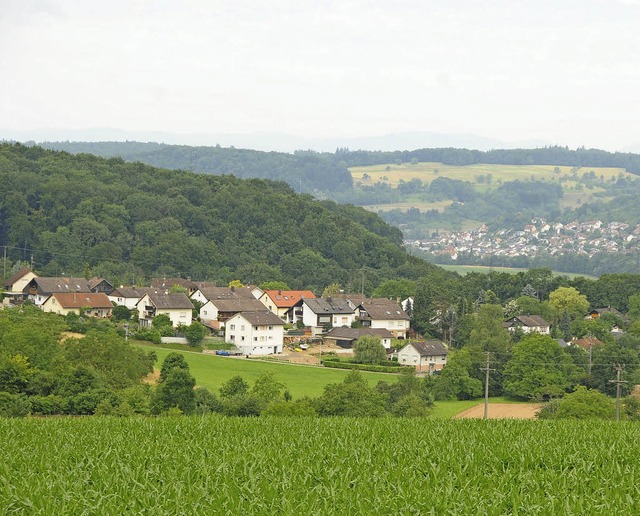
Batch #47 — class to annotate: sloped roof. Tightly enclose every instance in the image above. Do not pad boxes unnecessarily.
[571,337,605,350]
[357,298,409,320]
[264,290,316,308]
[197,286,255,301]
[232,310,285,326]
[5,268,35,288]
[110,286,159,299]
[403,340,448,357]
[147,292,194,310]
[505,315,550,328]
[25,277,91,294]
[208,298,266,312]
[303,298,354,315]
[51,292,113,309]
[324,327,393,341]
[151,278,197,291]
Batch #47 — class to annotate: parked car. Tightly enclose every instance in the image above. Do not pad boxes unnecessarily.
[215,350,230,356]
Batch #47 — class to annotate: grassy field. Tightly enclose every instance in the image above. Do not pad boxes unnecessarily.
[136,343,397,398]
[362,200,453,213]
[437,264,596,279]
[351,162,630,190]
[3,417,640,513]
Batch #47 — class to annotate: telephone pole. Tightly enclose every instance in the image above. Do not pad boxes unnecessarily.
[480,352,495,420]
[609,363,628,421]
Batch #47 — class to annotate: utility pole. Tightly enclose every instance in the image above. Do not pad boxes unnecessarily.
[480,352,495,420]
[2,245,6,279]
[360,267,366,296]
[609,363,628,421]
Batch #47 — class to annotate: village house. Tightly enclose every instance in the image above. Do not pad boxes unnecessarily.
[258,290,316,323]
[301,298,355,334]
[2,268,38,306]
[323,327,393,349]
[23,277,92,306]
[151,277,199,296]
[41,292,113,318]
[397,341,448,373]
[503,315,550,335]
[136,292,194,328]
[199,297,267,325]
[355,298,410,339]
[191,285,256,305]
[108,286,158,310]
[88,276,114,295]
[224,310,285,355]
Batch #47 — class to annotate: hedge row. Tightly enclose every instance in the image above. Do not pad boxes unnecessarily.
[320,360,406,374]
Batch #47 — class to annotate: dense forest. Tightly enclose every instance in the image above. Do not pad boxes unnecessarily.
[0,143,436,291]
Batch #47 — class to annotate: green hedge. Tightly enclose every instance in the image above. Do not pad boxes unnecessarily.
[320,360,405,374]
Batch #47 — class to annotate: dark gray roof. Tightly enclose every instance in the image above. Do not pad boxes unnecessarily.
[357,298,409,320]
[505,315,550,328]
[208,298,266,312]
[25,277,91,294]
[232,311,285,326]
[110,287,158,299]
[303,298,354,315]
[147,292,194,309]
[404,340,448,357]
[324,327,393,341]
[197,286,255,301]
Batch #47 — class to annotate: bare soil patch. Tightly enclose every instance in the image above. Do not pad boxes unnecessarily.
[454,403,542,420]
[142,368,161,385]
[60,332,86,341]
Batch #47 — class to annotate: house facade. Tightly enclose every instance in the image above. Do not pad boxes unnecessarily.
[23,277,92,306]
[397,341,448,372]
[3,268,38,306]
[41,292,113,318]
[136,292,194,328]
[199,297,267,325]
[301,298,355,332]
[108,287,157,310]
[503,315,550,335]
[224,311,285,355]
[356,298,410,339]
[259,290,316,323]
[191,286,256,305]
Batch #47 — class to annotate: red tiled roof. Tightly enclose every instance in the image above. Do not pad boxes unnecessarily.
[51,292,113,309]
[264,290,315,308]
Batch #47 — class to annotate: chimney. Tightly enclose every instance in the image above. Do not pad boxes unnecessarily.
[278,290,282,295]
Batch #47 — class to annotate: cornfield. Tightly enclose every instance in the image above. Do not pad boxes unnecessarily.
[1,417,639,514]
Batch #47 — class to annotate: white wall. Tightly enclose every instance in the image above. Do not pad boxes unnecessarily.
[225,314,284,355]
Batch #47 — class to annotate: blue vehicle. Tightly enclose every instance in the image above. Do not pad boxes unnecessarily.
[215,350,231,356]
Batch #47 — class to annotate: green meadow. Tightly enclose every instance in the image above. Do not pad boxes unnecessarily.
[136,343,396,398]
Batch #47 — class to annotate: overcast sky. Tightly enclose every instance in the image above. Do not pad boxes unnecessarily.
[2,0,640,151]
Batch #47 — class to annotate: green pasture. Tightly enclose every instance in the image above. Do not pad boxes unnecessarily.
[3,417,640,513]
[363,200,453,213]
[135,343,397,398]
[351,162,630,191]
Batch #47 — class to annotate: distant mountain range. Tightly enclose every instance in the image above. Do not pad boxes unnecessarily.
[1,127,548,153]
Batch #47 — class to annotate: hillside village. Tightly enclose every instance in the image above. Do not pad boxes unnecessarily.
[409,217,640,261]
[3,268,451,372]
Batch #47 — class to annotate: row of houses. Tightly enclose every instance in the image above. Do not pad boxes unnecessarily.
[3,269,417,359]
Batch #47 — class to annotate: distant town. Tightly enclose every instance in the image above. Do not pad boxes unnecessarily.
[407,218,640,261]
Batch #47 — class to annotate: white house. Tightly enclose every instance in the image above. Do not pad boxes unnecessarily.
[356,298,410,339]
[199,297,267,325]
[225,311,285,355]
[398,341,448,373]
[503,315,550,335]
[301,298,355,333]
[136,292,194,328]
[108,287,157,310]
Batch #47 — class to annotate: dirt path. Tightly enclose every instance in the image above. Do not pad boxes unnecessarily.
[454,403,542,419]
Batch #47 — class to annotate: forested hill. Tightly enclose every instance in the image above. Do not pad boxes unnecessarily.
[0,143,438,291]
[37,141,352,194]
[39,141,640,186]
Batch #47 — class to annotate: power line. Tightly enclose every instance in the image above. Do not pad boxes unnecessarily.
[609,363,628,421]
[480,351,495,420]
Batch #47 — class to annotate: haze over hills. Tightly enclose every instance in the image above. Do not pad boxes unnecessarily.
[1,128,549,153]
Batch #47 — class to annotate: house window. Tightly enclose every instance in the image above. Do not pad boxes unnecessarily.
[241,336,245,341]
[241,325,245,331]
[203,310,208,315]
[268,326,273,330]
[254,337,258,341]
[230,324,235,330]
[229,335,235,340]
[254,326,259,331]
[180,312,186,318]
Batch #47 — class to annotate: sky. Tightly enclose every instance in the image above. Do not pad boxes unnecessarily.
[2,0,640,152]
